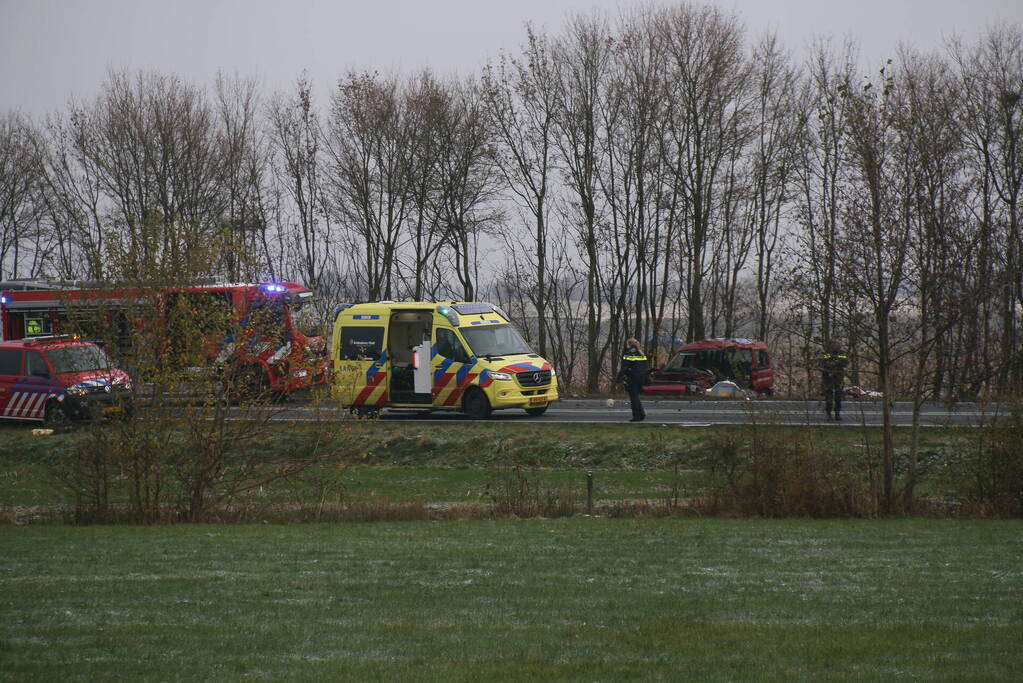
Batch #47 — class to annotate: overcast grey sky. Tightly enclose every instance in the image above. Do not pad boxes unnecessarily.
[2,0,1021,116]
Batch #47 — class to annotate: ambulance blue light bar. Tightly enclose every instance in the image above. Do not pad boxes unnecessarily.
[263,283,287,293]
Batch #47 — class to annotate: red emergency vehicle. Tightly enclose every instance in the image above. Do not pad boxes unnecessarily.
[0,336,132,424]
[643,337,774,396]
[0,281,329,398]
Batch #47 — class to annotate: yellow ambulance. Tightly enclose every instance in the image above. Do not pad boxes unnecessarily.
[330,301,558,419]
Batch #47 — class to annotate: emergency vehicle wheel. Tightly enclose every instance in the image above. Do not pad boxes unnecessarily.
[230,365,268,404]
[525,406,548,416]
[44,401,70,428]
[463,389,492,420]
[349,405,380,418]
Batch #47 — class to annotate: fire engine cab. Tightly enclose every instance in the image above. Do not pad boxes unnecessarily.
[331,301,558,419]
[0,336,132,424]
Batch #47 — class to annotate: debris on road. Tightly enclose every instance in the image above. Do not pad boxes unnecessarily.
[845,386,883,398]
[705,380,748,399]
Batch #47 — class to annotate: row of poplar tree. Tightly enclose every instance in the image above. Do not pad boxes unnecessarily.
[1,3,1021,399]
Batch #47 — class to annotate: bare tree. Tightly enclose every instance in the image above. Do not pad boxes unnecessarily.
[839,61,915,512]
[39,106,107,278]
[483,26,559,355]
[323,71,413,300]
[890,49,971,504]
[598,8,670,357]
[401,70,449,300]
[267,76,328,290]
[787,41,857,390]
[711,113,755,339]
[431,77,503,300]
[748,33,800,341]
[0,111,44,278]
[551,12,613,392]
[214,72,269,281]
[658,3,750,342]
[36,71,229,281]
[951,27,1023,392]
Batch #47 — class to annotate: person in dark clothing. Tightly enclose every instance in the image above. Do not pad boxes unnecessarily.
[617,337,648,422]
[818,339,849,420]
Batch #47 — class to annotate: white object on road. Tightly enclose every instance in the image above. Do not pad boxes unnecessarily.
[605,398,615,408]
[706,380,747,399]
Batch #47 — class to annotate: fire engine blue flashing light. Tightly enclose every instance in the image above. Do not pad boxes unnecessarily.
[0,296,6,305]
[263,283,287,293]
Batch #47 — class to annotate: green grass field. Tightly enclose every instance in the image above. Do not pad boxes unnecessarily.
[2,420,1021,679]
[2,519,1021,681]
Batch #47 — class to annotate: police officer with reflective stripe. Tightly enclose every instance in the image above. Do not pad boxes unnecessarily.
[617,337,648,422]
[818,339,848,421]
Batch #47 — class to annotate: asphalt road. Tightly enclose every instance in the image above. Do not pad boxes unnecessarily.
[261,396,1006,427]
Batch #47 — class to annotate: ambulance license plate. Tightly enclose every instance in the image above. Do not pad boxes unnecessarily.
[529,397,547,405]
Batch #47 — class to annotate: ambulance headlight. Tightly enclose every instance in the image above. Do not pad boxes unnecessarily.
[67,385,88,397]
[489,371,513,381]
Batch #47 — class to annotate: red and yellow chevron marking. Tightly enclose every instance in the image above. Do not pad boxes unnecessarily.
[354,370,388,405]
[443,372,479,407]
[431,364,483,407]
[431,370,457,405]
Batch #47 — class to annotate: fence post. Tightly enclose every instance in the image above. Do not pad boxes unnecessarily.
[586,470,594,515]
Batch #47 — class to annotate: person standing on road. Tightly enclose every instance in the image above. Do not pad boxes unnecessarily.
[818,339,848,421]
[617,338,648,422]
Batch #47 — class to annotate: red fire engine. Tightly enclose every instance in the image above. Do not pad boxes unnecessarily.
[0,280,328,398]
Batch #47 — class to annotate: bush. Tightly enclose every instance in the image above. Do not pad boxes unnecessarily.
[692,429,876,517]
[485,465,579,518]
[932,401,1023,517]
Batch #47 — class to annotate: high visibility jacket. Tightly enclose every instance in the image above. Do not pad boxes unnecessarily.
[819,352,848,389]
[618,346,649,386]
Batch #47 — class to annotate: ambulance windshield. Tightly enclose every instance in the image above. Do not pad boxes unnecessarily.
[47,344,111,374]
[461,324,532,358]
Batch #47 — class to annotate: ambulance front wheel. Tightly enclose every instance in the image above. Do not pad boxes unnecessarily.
[463,389,492,420]
[349,405,380,418]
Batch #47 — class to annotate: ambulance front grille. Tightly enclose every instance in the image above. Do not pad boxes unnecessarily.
[516,370,551,387]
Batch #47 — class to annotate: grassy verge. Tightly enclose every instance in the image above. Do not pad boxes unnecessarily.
[0,420,953,500]
[2,519,1021,681]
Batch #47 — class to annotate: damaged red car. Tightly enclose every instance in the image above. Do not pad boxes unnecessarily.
[642,337,774,397]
